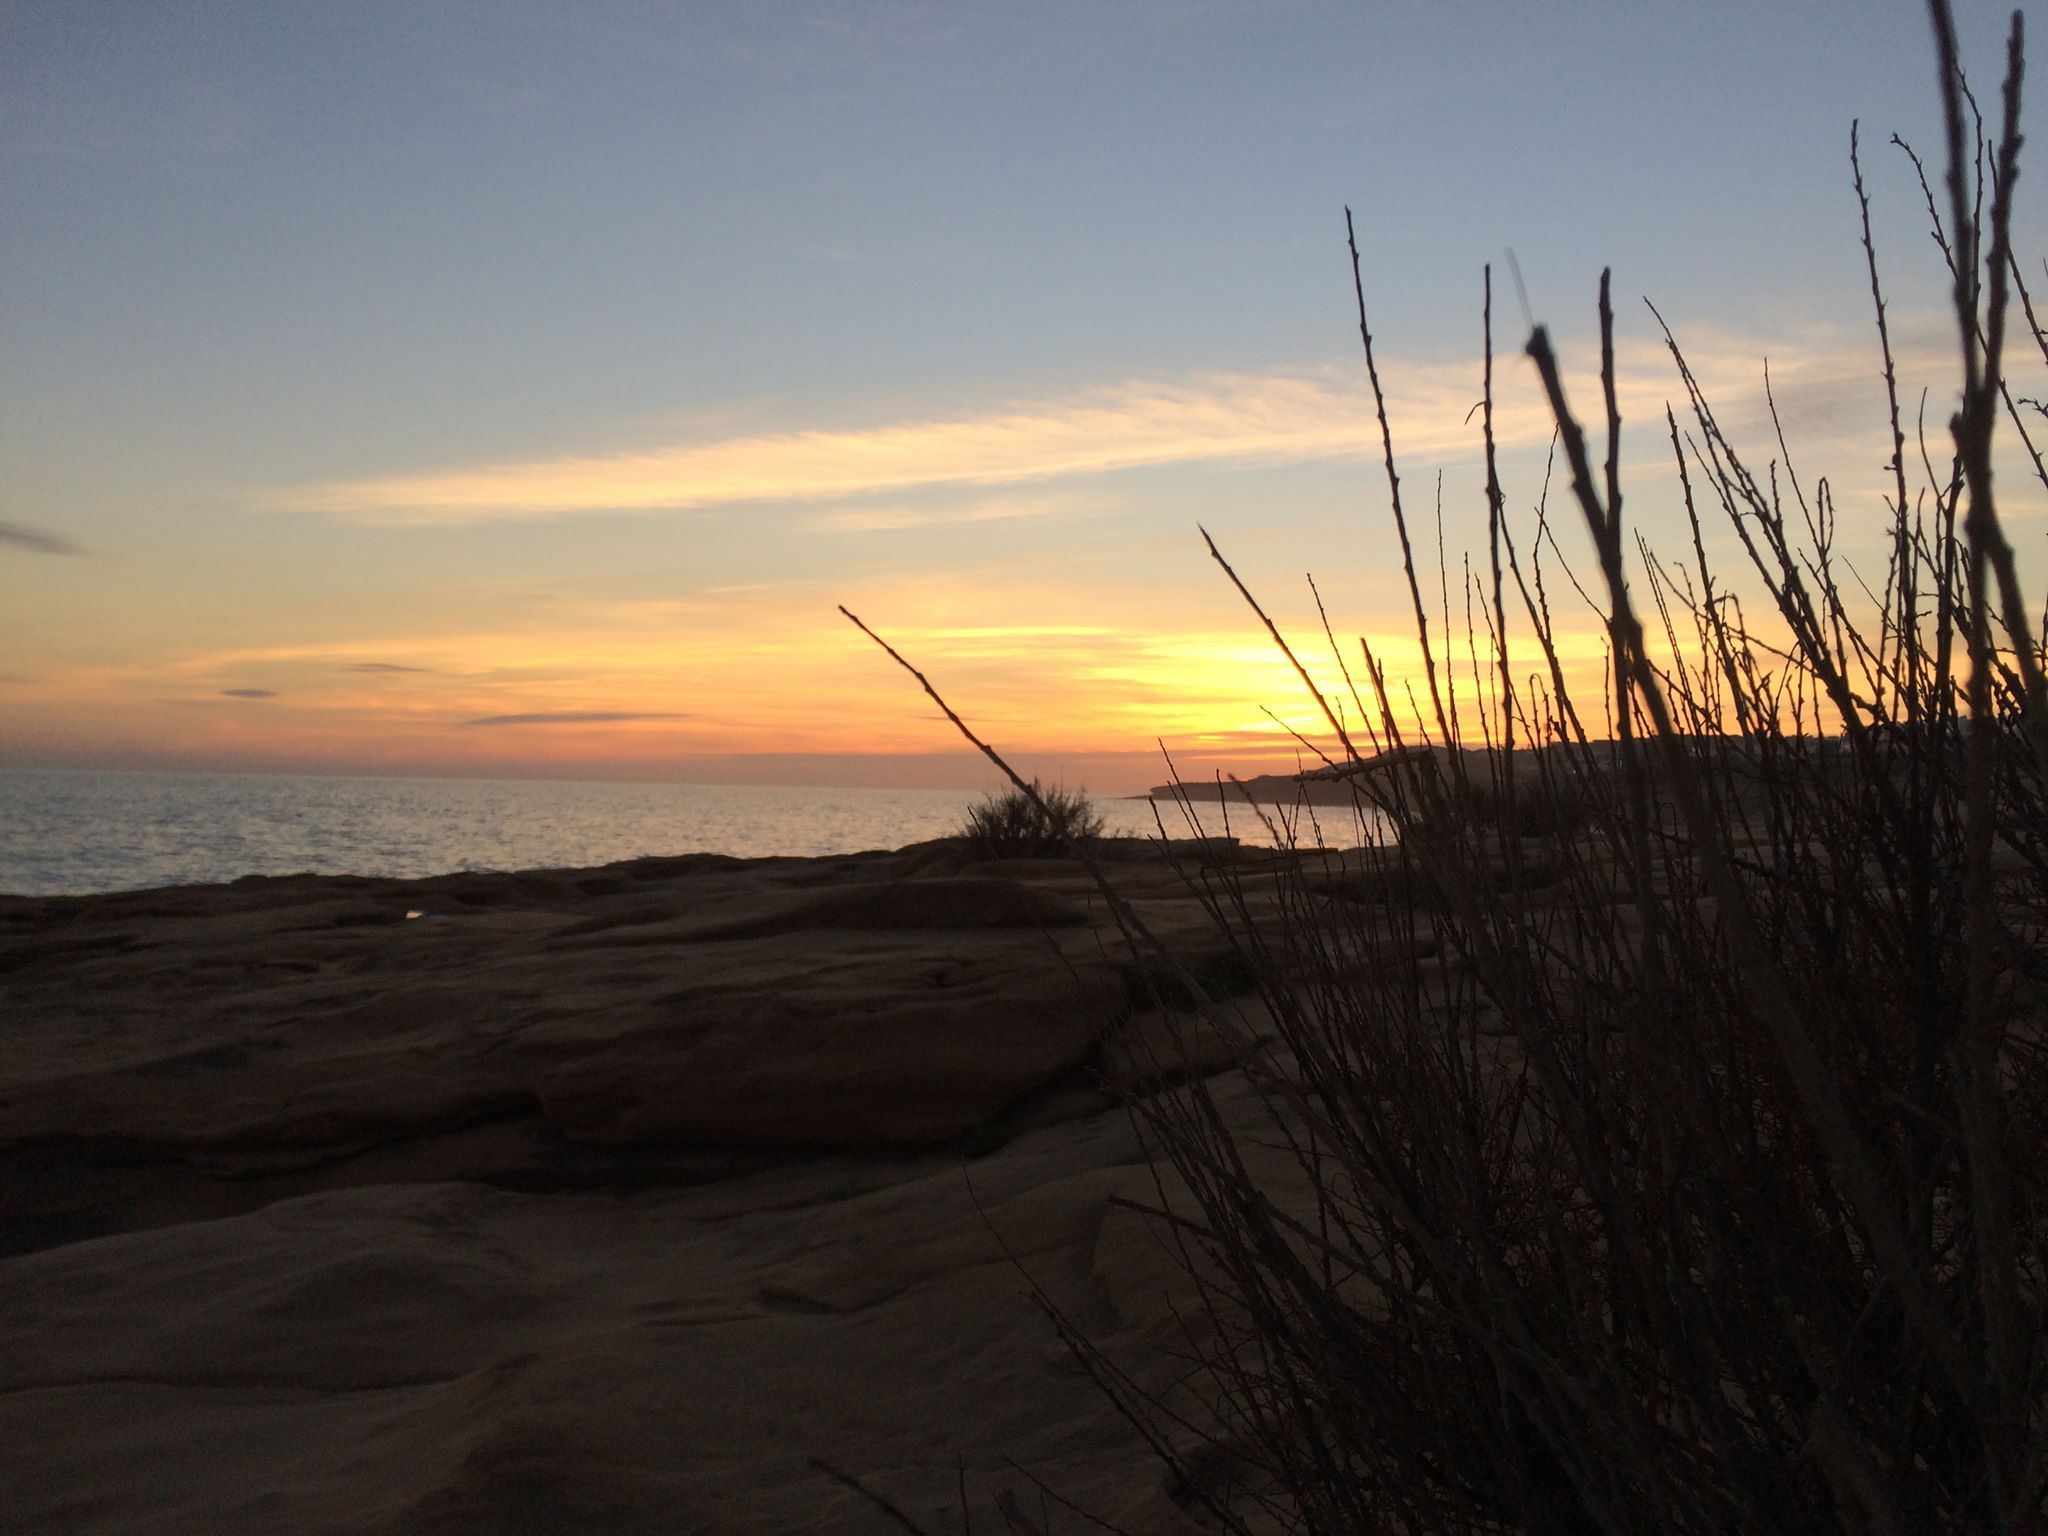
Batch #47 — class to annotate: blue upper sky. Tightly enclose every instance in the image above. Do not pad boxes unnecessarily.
[1,2,2037,786]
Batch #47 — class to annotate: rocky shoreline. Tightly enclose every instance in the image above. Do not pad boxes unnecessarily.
[0,837,1283,1533]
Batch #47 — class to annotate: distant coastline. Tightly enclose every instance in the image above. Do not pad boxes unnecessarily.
[1145,774,1367,807]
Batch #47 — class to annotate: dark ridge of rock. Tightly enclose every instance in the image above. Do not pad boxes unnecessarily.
[0,840,1291,1534]
[671,875,1091,941]
[0,848,1176,1244]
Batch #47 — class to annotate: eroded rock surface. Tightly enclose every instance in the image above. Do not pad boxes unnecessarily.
[0,838,1288,1534]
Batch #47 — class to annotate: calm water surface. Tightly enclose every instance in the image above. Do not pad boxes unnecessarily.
[0,769,1350,896]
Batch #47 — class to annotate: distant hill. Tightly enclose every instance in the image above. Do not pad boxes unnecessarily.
[1146,773,1372,807]
[1146,739,1732,806]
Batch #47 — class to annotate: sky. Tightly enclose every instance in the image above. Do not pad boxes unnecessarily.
[3,1,2042,793]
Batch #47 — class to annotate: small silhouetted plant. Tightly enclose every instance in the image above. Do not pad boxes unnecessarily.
[961,778,1104,858]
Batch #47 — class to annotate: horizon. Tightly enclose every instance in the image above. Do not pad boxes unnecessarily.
[0,748,1196,798]
[4,4,2041,790]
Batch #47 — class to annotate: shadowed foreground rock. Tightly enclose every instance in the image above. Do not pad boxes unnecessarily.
[0,838,1292,1534]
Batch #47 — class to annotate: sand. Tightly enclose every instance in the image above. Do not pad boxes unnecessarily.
[0,838,1279,1534]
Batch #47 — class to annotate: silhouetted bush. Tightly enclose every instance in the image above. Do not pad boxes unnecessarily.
[961,778,1104,858]
[1065,9,2048,1529]
[849,6,2045,1530]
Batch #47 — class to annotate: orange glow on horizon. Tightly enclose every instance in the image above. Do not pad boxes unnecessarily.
[1,590,1626,788]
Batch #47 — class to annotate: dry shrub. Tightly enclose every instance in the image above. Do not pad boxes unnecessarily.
[962,778,1106,859]
[847,5,2045,1531]
[1057,8,2048,1532]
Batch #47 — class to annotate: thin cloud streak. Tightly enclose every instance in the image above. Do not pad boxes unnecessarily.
[809,491,1102,533]
[287,371,1424,524]
[0,520,84,556]
[220,688,278,699]
[281,327,1929,528]
[460,710,693,727]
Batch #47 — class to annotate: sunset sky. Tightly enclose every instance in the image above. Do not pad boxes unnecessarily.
[3,2,2040,792]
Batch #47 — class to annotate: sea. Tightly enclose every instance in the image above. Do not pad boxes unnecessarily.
[0,768,1356,898]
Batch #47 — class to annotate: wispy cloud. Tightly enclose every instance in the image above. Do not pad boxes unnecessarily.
[460,710,693,728]
[808,491,1103,533]
[344,662,433,674]
[0,520,84,556]
[220,687,277,699]
[280,325,1933,529]
[285,371,1419,525]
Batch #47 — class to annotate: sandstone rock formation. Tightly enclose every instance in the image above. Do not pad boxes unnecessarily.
[0,840,1284,1534]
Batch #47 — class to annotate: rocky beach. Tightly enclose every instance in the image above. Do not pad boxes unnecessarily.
[0,837,1296,1534]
